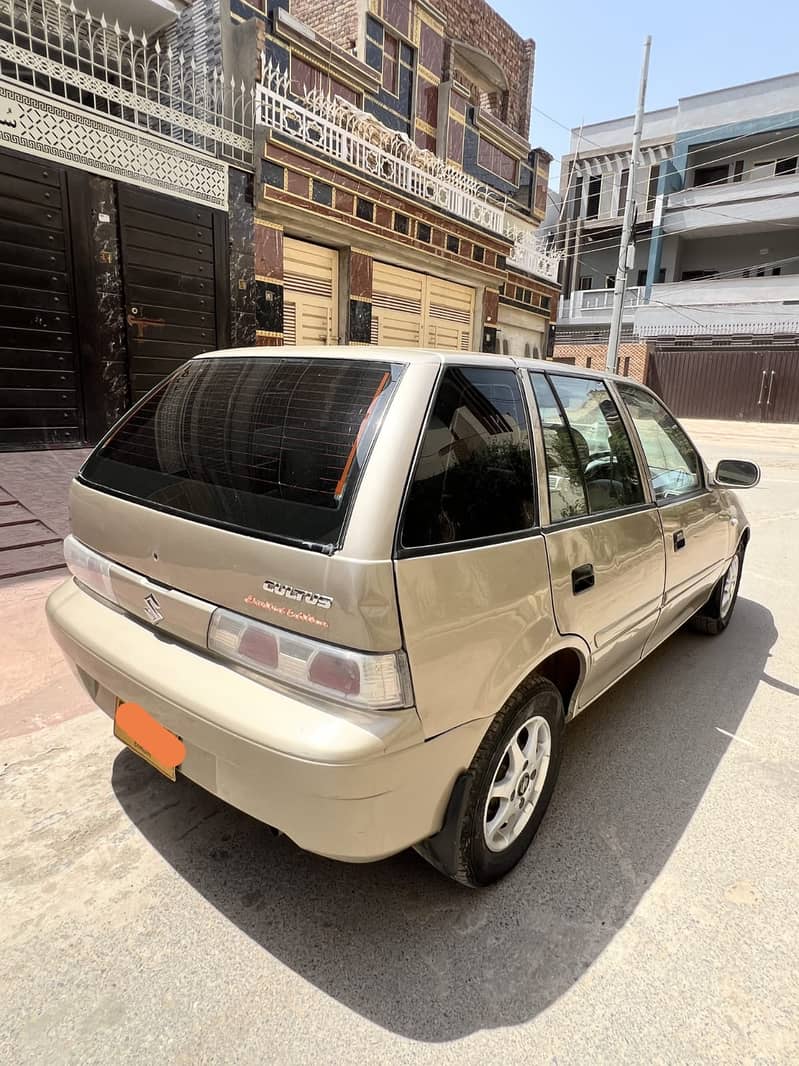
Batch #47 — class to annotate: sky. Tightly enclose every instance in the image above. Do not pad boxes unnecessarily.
[492,0,799,186]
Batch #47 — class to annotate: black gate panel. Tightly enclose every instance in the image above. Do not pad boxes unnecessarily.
[0,149,83,450]
[117,184,227,402]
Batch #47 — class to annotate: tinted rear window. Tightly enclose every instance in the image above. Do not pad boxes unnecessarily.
[80,357,404,550]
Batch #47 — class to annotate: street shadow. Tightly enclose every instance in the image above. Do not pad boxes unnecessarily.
[112,597,776,1041]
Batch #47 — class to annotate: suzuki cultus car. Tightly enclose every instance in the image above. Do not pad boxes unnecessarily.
[47,349,759,886]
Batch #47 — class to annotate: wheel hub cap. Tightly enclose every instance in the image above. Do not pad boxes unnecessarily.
[483,715,552,854]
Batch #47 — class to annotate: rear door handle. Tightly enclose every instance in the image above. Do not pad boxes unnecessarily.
[674,529,686,550]
[572,563,595,595]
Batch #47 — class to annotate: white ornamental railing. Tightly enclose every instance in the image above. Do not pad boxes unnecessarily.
[257,60,508,236]
[506,230,562,283]
[558,286,643,320]
[0,0,254,161]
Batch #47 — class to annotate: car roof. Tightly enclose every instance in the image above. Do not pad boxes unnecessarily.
[195,346,631,384]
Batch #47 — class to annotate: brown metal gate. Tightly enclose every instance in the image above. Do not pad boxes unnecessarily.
[646,347,799,423]
[117,184,228,402]
[0,149,83,450]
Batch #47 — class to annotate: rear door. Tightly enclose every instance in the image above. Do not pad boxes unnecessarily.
[117,184,226,402]
[529,371,665,706]
[616,383,731,646]
[394,364,553,736]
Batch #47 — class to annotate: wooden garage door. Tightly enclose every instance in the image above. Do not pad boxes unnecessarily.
[0,150,82,449]
[283,239,338,345]
[372,263,474,351]
[118,184,227,402]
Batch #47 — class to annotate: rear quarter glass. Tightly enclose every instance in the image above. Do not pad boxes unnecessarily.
[80,357,406,552]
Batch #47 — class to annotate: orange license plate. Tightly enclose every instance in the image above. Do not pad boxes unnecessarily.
[114,701,185,782]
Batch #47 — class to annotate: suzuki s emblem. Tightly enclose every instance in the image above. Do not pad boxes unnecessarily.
[144,593,164,625]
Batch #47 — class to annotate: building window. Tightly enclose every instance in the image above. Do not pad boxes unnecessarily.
[382,31,399,95]
[693,164,729,188]
[606,275,615,289]
[733,160,745,183]
[776,156,798,176]
[647,164,661,210]
[263,161,285,189]
[417,222,431,243]
[540,296,551,311]
[636,269,647,287]
[446,235,460,254]
[586,356,592,369]
[394,213,409,235]
[291,56,359,106]
[473,245,485,263]
[356,198,374,222]
[477,138,517,183]
[497,254,507,271]
[312,180,333,206]
[622,356,631,377]
[586,175,601,219]
[523,289,532,304]
[578,276,592,291]
[682,270,717,281]
[617,167,629,215]
[571,176,583,220]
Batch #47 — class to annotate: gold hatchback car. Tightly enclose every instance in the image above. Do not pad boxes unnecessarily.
[47,348,759,886]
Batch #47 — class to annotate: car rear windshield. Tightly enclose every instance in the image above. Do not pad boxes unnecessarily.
[80,356,404,551]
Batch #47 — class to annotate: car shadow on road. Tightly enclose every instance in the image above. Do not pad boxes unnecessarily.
[111,597,776,1042]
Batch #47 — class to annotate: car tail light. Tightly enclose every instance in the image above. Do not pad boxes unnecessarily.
[64,535,118,605]
[207,608,413,711]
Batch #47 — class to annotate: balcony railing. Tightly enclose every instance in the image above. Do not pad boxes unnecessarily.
[0,0,253,161]
[506,230,561,283]
[558,286,642,320]
[257,60,509,236]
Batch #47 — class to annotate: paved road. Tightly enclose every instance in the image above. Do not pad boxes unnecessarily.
[2,422,798,1065]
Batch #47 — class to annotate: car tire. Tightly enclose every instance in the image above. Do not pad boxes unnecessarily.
[415,676,565,888]
[689,542,745,636]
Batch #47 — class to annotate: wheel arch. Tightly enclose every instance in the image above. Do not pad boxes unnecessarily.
[505,642,589,721]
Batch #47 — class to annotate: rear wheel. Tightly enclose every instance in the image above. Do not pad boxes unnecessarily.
[690,543,744,635]
[416,676,565,887]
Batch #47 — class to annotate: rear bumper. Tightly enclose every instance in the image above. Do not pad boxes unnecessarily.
[46,579,489,862]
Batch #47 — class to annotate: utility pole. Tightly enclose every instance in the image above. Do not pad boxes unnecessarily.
[606,35,652,372]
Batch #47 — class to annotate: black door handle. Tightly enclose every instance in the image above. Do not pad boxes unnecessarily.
[674,529,686,551]
[572,563,595,595]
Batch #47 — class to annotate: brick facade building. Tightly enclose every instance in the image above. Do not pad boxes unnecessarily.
[230,0,560,355]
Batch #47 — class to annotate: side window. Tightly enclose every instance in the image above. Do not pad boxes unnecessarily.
[530,375,588,522]
[617,384,701,500]
[531,373,645,521]
[401,367,535,549]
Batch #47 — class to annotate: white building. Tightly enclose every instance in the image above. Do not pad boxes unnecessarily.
[554,72,799,422]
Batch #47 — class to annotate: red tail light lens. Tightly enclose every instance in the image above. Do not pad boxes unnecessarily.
[238,627,279,669]
[309,652,361,696]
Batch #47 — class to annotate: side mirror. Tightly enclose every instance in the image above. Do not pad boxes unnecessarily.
[714,459,761,488]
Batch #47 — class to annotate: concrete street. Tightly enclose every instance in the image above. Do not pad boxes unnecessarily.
[1,420,798,1065]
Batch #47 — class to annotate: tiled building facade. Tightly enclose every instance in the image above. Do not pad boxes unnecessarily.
[230,0,560,355]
